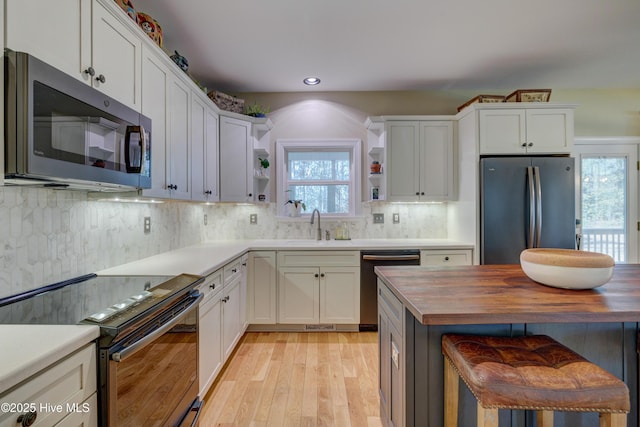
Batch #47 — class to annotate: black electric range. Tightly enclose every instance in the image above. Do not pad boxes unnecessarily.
[0,273,204,347]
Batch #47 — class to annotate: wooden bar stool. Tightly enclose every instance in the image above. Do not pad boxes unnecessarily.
[442,334,629,427]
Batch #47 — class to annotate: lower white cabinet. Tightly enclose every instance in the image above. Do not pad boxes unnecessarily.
[248,251,277,324]
[277,251,360,325]
[0,343,97,427]
[420,249,473,266]
[197,269,223,397]
[222,256,244,360]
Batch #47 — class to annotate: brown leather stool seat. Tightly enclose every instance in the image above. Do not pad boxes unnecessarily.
[442,334,629,427]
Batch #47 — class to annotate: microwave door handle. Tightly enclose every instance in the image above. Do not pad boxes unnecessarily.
[527,166,535,248]
[534,166,542,247]
[111,292,203,363]
[139,125,147,175]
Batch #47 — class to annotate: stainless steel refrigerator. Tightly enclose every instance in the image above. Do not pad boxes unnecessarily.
[480,156,576,264]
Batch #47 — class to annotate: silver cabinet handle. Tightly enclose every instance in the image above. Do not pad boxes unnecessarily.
[362,255,420,261]
[112,292,203,362]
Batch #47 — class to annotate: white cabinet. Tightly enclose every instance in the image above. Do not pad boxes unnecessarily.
[219,115,253,202]
[277,251,360,325]
[222,257,244,359]
[191,92,219,202]
[165,76,192,199]
[0,343,97,427]
[385,120,456,201]
[478,107,574,155]
[197,269,223,398]
[248,251,278,324]
[420,249,473,266]
[6,0,142,111]
[239,254,249,331]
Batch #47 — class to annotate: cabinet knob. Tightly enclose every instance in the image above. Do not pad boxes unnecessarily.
[17,411,37,427]
[96,74,106,84]
[415,192,420,196]
[209,283,216,290]
[168,184,178,190]
[320,273,325,278]
[444,256,450,261]
[521,142,527,148]
[232,268,237,273]
[204,190,212,195]
[527,142,534,147]
[314,273,319,278]
[248,193,253,197]
[421,192,425,196]
[242,262,247,267]
[84,67,95,77]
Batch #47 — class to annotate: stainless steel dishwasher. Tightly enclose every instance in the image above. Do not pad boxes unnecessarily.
[360,250,420,331]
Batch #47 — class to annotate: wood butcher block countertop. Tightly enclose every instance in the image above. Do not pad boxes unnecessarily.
[374,264,640,325]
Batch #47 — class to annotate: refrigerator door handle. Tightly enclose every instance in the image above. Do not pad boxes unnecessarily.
[534,166,542,247]
[527,166,535,248]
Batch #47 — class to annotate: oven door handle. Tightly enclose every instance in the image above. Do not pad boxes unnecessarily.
[112,292,203,363]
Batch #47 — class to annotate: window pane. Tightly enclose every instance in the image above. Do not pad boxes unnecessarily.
[288,151,350,181]
[289,184,349,214]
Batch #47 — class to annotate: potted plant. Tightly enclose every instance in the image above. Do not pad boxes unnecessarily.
[258,157,269,169]
[284,191,306,217]
[245,101,270,118]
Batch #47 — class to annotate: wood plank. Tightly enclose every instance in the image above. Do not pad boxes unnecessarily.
[375,264,640,325]
[201,332,381,426]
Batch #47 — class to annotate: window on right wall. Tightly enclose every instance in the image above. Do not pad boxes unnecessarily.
[276,139,361,217]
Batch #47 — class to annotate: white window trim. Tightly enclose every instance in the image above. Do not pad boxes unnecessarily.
[276,138,362,218]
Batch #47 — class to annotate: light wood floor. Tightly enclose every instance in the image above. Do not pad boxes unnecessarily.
[199,331,382,427]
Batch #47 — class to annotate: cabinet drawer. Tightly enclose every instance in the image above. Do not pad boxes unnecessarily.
[199,268,223,303]
[278,251,360,267]
[420,250,472,266]
[223,257,243,285]
[0,343,97,427]
[378,280,403,333]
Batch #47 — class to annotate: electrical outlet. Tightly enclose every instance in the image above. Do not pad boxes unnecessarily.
[373,213,384,224]
[204,214,208,225]
[144,217,151,233]
[393,213,400,224]
[250,213,258,224]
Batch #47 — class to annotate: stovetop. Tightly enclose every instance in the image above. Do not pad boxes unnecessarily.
[0,273,203,330]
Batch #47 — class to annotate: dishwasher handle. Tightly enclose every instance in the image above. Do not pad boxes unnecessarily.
[362,254,420,261]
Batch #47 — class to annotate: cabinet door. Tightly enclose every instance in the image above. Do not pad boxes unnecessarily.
[320,267,360,324]
[5,0,90,83]
[204,109,220,201]
[239,255,248,331]
[525,109,574,154]
[479,109,527,154]
[378,306,392,425]
[140,46,170,198]
[190,94,207,201]
[387,122,421,201]
[91,0,142,111]
[420,121,455,200]
[167,76,191,199]
[219,116,252,202]
[278,267,320,324]
[222,277,241,360]
[248,251,277,324]
[198,286,222,397]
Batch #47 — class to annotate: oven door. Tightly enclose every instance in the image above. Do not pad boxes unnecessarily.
[103,292,203,427]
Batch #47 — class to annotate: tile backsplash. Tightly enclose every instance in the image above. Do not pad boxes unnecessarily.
[0,186,447,298]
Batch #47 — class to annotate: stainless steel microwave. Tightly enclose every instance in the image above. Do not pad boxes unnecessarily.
[4,50,151,190]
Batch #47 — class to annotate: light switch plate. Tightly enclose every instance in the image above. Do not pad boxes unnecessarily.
[373,213,384,224]
[393,213,400,224]
[144,217,151,233]
[204,214,208,225]
[250,214,258,224]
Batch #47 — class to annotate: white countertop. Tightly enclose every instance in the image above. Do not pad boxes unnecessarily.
[0,325,99,394]
[97,238,474,277]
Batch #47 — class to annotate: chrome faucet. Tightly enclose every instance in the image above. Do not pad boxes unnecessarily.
[310,209,321,240]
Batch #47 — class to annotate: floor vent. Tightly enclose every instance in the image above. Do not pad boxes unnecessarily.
[305,324,336,331]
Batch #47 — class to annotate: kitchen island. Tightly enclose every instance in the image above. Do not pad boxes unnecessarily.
[375,264,640,427]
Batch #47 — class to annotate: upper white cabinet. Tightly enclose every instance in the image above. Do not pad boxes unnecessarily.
[191,92,220,202]
[6,0,142,111]
[477,106,575,155]
[219,113,273,202]
[166,76,192,200]
[385,119,456,201]
[219,115,253,202]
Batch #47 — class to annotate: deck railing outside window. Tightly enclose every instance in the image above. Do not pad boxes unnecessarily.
[580,228,625,262]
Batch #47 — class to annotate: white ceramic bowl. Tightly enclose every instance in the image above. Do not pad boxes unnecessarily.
[520,248,615,290]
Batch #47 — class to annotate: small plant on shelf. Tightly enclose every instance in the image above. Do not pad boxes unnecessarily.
[258,157,270,169]
[245,101,270,118]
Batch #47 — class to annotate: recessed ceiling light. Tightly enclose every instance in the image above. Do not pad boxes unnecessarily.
[303,77,321,86]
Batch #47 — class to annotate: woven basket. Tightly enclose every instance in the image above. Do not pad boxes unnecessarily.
[208,91,245,113]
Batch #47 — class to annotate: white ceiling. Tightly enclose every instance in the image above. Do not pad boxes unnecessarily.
[132,0,640,93]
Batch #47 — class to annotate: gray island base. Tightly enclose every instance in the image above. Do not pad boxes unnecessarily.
[375,264,640,427]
